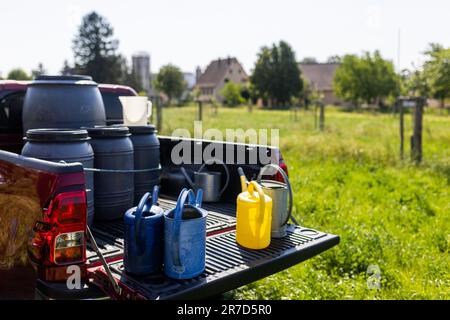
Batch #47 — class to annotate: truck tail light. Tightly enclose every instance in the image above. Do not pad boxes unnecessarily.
[54,231,85,265]
[29,190,87,281]
[274,150,289,182]
[47,191,87,266]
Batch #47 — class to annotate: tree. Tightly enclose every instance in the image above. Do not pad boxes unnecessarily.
[333,51,399,108]
[153,64,186,104]
[402,69,429,97]
[423,44,450,108]
[118,57,143,92]
[60,60,73,75]
[220,82,244,107]
[7,68,32,80]
[251,40,303,106]
[327,55,342,63]
[72,11,124,83]
[300,57,318,64]
[31,62,47,78]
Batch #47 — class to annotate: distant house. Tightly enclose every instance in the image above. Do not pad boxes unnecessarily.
[298,62,343,105]
[196,57,248,102]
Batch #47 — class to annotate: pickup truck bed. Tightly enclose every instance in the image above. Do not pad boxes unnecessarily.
[87,198,339,300]
[1,135,339,300]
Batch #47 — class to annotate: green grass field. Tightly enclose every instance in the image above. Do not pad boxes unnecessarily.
[158,105,450,299]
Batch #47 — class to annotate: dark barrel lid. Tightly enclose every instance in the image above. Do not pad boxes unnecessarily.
[31,75,97,86]
[25,129,90,142]
[86,126,131,138]
[128,125,156,135]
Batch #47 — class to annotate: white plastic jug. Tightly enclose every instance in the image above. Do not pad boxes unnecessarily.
[119,96,152,126]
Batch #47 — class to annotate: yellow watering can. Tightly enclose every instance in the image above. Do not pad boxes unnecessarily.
[236,168,272,249]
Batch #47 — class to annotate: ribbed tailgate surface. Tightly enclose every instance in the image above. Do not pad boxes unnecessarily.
[100,227,338,300]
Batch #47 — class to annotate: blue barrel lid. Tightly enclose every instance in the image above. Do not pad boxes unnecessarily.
[25,128,91,142]
[31,75,97,86]
[86,126,131,138]
[128,125,156,134]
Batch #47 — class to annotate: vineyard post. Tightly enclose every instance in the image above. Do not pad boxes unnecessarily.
[411,97,424,164]
[156,95,162,132]
[319,102,325,131]
[399,99,404,160]
[197,100,203,121]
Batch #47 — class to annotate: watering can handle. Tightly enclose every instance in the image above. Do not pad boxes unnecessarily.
[257,164,293,227]
[195,188,203,207]
[172,188,196,273]
[133,186,159,251]
[198,158,230,196]
[248,181,266,224]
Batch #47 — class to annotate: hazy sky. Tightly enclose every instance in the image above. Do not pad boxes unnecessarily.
[1,0,449,77]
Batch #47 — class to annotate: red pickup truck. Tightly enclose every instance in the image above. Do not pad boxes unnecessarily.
[0,80,339,300]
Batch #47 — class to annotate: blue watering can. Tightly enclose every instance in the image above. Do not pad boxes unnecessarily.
[164,188,207,279]
[124,185,164,275]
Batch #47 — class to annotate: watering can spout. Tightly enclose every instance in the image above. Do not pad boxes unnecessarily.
[237,167,248,192]
[180,167,196,189]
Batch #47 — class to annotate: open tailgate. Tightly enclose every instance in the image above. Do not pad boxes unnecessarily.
[87,199,339,300]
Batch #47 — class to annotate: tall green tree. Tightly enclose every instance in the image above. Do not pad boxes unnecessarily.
[423,44,450,108]
[327,55,342,63]
[153,64,186,104]
[333,51,399,107]
[72,11,124,83]
[31,62,47,78]
[402,69,429,97]
[251,40,303,106]
[300,57,318,64]
[7,68,32,80]
[60,60,73,75]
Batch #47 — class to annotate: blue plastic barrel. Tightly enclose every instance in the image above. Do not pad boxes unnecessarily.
[86,126,134,220]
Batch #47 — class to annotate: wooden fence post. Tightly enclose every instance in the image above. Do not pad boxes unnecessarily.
[149,96,154,124]
[197,100,203,121]
[411,98,424,163]
[213,100,218,116]
[319,102,325,131]
[399,99,404,160]
[156,96,162,132]
[314,104,318,129]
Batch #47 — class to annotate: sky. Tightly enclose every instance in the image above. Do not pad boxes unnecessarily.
[1,0,449,77]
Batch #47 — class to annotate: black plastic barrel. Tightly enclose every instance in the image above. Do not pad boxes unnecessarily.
[128,125,161,205]
[87,126,134,220]
[21,129,95,226]
[22,75,106,133]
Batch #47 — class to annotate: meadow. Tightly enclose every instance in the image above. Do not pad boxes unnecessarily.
[158,105,450,299]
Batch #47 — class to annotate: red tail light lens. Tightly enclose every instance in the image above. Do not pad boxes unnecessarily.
[46,191,86,265]
[273,150,289,182]
[49,191,87,225]
[279,162,289,177]
[31,190,87,269]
